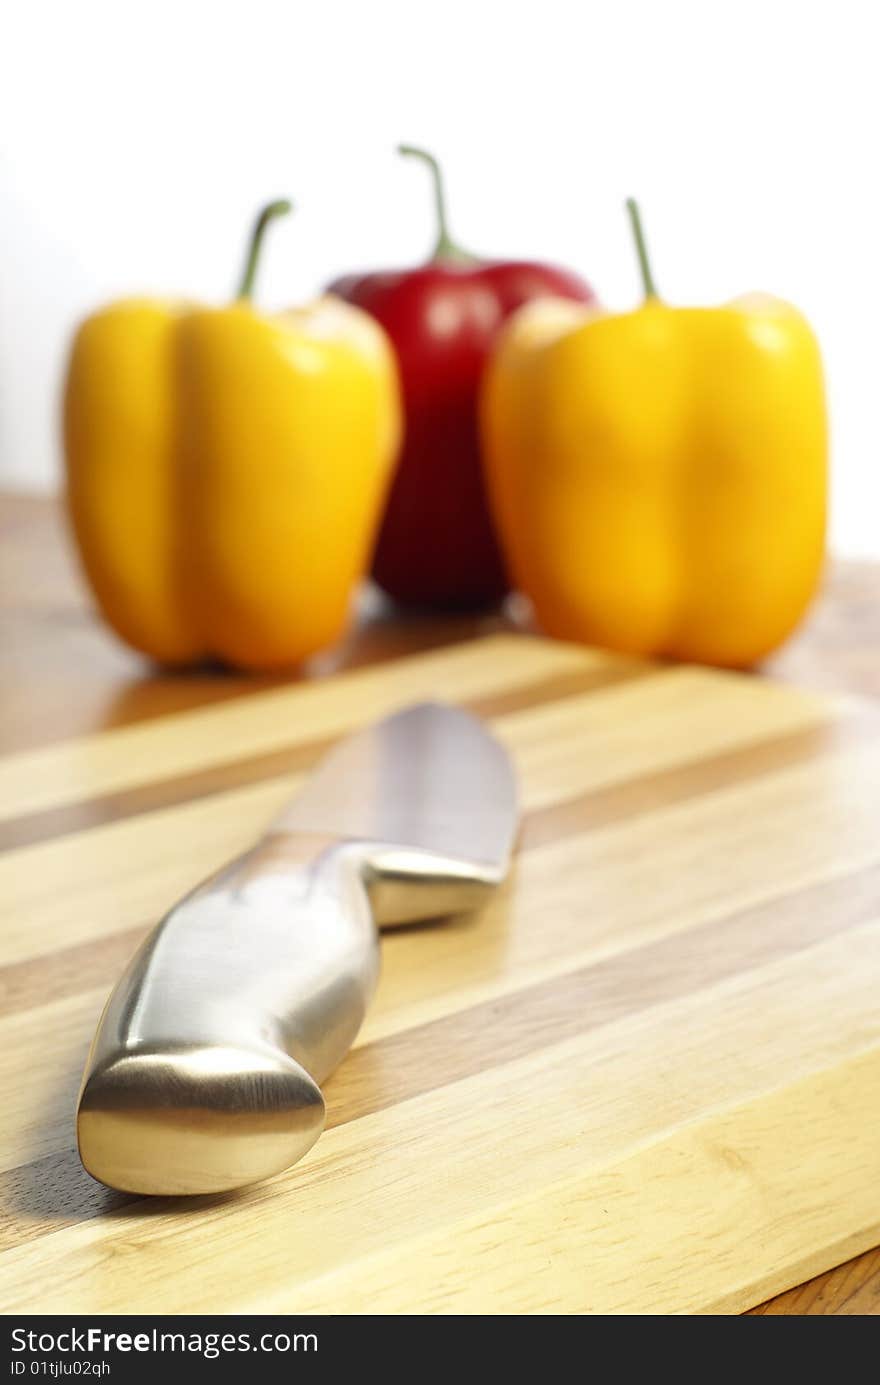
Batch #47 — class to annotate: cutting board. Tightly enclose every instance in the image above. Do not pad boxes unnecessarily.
[1,633,879,1315]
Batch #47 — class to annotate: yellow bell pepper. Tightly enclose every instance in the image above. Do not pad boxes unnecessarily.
[481,200,827,668]
[64,201,401,670]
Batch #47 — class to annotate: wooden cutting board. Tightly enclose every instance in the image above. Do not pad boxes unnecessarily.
[1,633,879,1315]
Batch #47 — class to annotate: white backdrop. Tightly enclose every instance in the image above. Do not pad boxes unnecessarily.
[2,0,877,554]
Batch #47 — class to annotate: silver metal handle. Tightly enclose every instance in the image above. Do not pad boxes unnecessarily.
[77,831,500,1196]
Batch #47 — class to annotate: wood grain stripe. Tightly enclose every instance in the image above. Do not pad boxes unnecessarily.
[519,716,870,850]
[2,855,879,1252]
[0,663,647,855]
[0,924,147,1019]
[0,714,864,1020]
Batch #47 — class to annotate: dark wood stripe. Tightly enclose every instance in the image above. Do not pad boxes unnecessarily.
[0,712,869,1022]
[0,662,647,856]
[3,855,880,1251]
[0,923,148,1020]
[520,716,871,850]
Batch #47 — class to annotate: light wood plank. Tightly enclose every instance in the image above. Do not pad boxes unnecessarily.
[265,1050,880,1316]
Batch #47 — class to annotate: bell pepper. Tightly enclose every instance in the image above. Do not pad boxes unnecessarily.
[330,146,595,609]
[64,201,400,670]
[481,200,827,668]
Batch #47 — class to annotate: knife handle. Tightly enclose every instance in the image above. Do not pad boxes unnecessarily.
[77,830,500,1196]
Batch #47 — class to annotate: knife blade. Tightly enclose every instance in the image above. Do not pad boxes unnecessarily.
[76,702,518,1197]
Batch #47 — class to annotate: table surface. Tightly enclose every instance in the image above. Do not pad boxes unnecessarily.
[3,490,880,1315]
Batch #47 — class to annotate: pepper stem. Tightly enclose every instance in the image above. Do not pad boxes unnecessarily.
[398,144,473,263]
[625,198,659,300]
[236,199,293,300]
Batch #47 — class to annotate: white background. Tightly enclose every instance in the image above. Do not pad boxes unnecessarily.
[2,0,877,554]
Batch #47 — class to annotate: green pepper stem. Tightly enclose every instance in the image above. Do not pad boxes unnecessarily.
[398,144,474,263]
[625,198,659,300]
[236,199,293,300]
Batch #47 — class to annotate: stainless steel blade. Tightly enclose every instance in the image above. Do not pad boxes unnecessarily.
[276,701,517,869]
[76,702,518,1197]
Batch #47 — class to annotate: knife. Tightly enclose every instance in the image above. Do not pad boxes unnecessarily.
[76,702,518,1196]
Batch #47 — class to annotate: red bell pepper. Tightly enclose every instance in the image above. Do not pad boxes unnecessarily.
[329,147,596,608]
